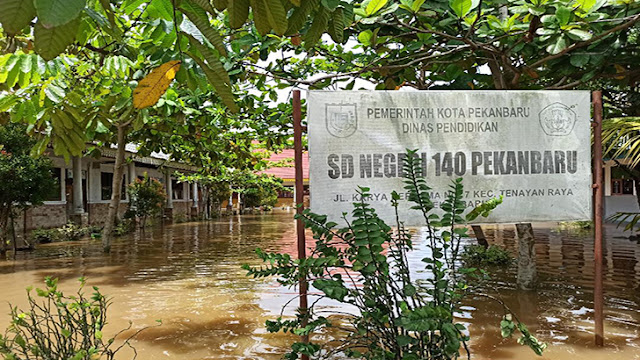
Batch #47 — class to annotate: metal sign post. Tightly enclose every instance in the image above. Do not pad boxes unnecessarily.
[293,89,310,358]
[592,90,604,346]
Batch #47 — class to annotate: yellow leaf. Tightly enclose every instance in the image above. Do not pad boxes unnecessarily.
[614,64,626,80]
[133,60,181,109]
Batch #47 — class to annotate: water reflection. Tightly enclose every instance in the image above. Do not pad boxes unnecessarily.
[0,215,637,359]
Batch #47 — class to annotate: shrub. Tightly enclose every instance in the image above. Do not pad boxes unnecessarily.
[31,223,93,244]
[31,228,61,243]
[113,220,134,237]
[127,174,166,228]
[462,245,513,267]
[0,277,155,360]
[58,222,88,241]
[244,150,545,359]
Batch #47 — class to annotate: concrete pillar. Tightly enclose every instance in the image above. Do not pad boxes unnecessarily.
[516,223,537,290]
[128,163,136,206]
[604,163,612,197]
[191,182,199,218]
[165,172,174,209]
[164,172,174,221]
[70,156,88,225]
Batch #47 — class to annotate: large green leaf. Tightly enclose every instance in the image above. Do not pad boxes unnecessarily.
[546,35,567,55]
[365,0,387,15]
[184,32,231,85]
[191,0,216,13]
[327,7,344,43]
[265,0,288,35]
[34,19,80,61]
[449,0,471,18]
[188,53,238,112]
[228,0,249,29]
[35,0,85,28]
[182,6,228,57]
[555,6,571,26]
[249,0,271,35]
[286,0,318,35]
[304,6,329,48]
[212,0,227,10]
[0,0,37,35]
[567,29,592,41]
[575,0,596,11]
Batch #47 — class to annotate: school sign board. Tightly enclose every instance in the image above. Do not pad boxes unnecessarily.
[307,90,592,226]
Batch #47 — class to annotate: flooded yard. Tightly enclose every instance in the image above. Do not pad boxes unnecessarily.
[0,213,638,359]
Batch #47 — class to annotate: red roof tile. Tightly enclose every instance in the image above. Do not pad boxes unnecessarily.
[260,149,309,180]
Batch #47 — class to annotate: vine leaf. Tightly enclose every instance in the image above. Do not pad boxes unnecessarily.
[133,60,182,109]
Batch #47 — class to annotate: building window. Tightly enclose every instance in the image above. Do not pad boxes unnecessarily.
[278,188,294,198]
[612,179,634,195]
[46,167,62,201]
[101,172,126,200]
[172,179,184,200]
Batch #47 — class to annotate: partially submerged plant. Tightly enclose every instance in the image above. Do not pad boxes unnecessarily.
[244,149,546,359]
[461,245,513,267]
[0,277,158,360]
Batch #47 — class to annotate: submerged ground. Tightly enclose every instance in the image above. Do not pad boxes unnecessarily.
[0,213,638,359]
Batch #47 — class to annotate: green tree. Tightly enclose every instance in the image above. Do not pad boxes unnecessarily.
[258,0,639,91]
[126,173,167,228]
[0,123,56,255]
[0,0,343,251]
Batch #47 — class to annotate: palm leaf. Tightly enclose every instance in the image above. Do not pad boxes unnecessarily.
[602,117,640,168]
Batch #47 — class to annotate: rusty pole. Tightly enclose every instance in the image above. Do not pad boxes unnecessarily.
[592,90,604,346]
[293,89,310,357]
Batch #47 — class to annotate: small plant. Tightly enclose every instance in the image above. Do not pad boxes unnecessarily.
[31,228,60,243]
[244,149,545,359]
[558,221,593,230]
[31,223,93,244]
[127,174,167,228]
[172,213,188,224]
[0,277,156,359]
[58,222,88,241]
[462,245,513,267]
[113,220,134,237]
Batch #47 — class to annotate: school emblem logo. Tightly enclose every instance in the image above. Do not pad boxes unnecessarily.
[539,103,576,136]
[326,103,357,138]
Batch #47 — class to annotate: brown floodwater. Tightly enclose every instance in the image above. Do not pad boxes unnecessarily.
[0,213,638,359]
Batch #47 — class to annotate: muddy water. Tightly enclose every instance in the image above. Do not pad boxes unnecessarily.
[0,214,638,359]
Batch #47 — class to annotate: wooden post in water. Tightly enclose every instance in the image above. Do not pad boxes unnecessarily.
[293,89,310,358]
[592,90,604,346]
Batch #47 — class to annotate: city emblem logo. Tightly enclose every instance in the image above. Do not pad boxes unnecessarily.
[539,103,577,136]
[326,103,357,138]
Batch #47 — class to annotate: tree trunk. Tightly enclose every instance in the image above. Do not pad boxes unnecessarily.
[516,223,537,290]
[471,225,489,249]
[0,208,7,256]
[102,125,127,253]
[9,211,16,257]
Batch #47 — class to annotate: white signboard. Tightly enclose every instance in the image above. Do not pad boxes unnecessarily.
[308,90,592,226]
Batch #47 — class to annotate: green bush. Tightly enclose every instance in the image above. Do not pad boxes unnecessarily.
[126,174,166,228]
[31,228,61,243]
[31,223,94,243]
[462,245,513,266]
[244,149,545,359]
[113,220,134,237]
[0,277,155,360]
